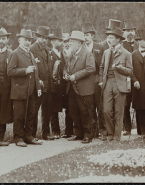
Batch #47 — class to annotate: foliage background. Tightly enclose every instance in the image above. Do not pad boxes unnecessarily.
[1,2,145,50]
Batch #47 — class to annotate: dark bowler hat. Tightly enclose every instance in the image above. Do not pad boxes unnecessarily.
[135,29,145,41]
[122,20,136,31]
[0,27,11,37]
[82,22,95,34]
[106,27,125,40]
[106,19,122,30]
[16,29,34,39]
[35,26,53,38]
[50,27,63,40]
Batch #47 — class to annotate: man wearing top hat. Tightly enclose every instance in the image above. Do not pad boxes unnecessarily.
[99,27,133,143]
[131,29,145,139]
[44,27,70,139]
[122,20,139,136]
[99,19,122,53]
[7,29,42,147]
[30,26,54,140]
[82,22,106,140]
[0,28,13,146]
[64,30,96,143]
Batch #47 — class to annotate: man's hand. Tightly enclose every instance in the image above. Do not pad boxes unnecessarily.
[38,90,42,97]
[69,74,75,82]
[39,80,44,88]
[99,82,103,89]
[26,66,36,74]
[134,81,140,90]
[112,64,121,70]
[63,74,70,81]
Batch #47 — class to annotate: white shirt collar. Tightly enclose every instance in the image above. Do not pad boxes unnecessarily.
[75,46,82,55]
[139,47,145,57]
[19,46,29,53]
[85,41,93,52]
[0,46,7,53]
[53,48,61,58]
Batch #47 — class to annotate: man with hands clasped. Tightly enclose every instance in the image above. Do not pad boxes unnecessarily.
[131,29,145,138]
[7,29,42,147]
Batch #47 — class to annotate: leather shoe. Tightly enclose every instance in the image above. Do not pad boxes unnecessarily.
[67,135,83,141]
[27,139,42,145]
[0,141,9,146]
[102,135,107,141]
[54,135,60,139]
[123,131,131,136]
[81,137,92,144]
[16,141,27,147]
[47,136,55,140]
[61,135,72,138]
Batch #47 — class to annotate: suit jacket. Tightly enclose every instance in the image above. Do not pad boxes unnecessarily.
[122,40,138,53]
[30,42,50,92]
[64,46,96,96]
[7,47,41,100]
[99,45,133,93]
[99,39,109,53]
[131,49,145,109]
[0,49,13,124]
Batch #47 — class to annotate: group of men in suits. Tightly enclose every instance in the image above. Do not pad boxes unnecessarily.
[0,18,145,147]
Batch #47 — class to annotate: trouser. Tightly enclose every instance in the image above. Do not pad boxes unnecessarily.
[136,110,141,135]
[123,105,131,132]
[0,124,6,141]
[68,85,96,139]
[13,91,36,143]
[136,109,145,135]
[103,78,126,141]
[94,83,107,136]
[32,92,49,137]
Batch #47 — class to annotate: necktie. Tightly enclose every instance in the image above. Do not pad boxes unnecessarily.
[141,50,145,53]
[128,41,134,45]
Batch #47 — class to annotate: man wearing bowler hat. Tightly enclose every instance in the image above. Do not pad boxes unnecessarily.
[44,27,70,139]
[99,27,133,143]
[131,29,145,139]
[122,20,139,136]
[64,30,96,143]
[99,19,122,52]
[30,26,54,140]
[0,28,13,146]
[82,22,106,140]
[8,29,42,147]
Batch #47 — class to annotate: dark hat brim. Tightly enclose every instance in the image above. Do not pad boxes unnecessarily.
[35,32,53,38]
[105,31,125,40]
[122,27,136,31]
[50,36,63,40]
[135,37,142,41]
[0,33,11,37]
[16,34,34,39]
[83,30,96,34]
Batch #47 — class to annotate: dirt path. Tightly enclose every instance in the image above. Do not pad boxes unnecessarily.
[0,129,138,176]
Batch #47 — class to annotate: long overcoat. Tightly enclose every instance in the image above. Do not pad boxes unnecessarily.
[47,50,66,112]
[131,49,145,109]
[0,49,13,124]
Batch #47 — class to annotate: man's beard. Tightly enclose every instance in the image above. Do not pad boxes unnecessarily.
[0,43,5,49]
[126,34,134,42]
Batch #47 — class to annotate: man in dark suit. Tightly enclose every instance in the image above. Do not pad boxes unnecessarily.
[7,29,42,147]
[82,22,106,140]
[131,29,145,138]
[64,31,96,143]
[122,20,139,136]
[30,26,54,140]
[44,27,70,139]
[99,27,133,143]
[0,28,13,146]
[99,19,122,53]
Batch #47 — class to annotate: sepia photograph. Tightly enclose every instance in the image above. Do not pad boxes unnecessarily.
[0,1,145,183]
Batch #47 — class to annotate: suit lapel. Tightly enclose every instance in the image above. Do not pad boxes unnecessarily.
[34,43,47,61]
[135,49,143,64]
[70,47,84,71]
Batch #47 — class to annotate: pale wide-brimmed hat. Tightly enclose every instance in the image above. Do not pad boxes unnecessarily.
[0,27,11,37]
[70,31,85,42]
[16,29,34,39]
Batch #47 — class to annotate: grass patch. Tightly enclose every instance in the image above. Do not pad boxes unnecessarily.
[1,137,145,183]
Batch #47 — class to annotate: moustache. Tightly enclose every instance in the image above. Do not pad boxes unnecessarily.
[0,43,5,49]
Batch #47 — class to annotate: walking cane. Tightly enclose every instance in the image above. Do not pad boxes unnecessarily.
[24,75,32,127]
[73,81,96,140]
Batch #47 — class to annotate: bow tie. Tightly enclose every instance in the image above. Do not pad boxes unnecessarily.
[128,41,134,45]
[141,50,145,53]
